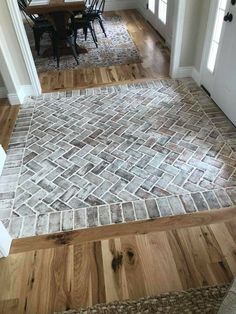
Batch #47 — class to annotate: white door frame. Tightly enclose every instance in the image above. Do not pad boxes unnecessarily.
[5,0,187,90]
[6,0,41,98]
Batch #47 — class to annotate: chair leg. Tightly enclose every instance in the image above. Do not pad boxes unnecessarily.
[67,36,79,65]
[84,26,88,41]
[33,29,41,56]
[74,29,79,54]
[50,32,56,59]
[98,16,107,37]
[53,35,60,68]
[89,25,98,48]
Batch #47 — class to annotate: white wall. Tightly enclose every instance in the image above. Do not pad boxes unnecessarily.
[194,0,211,72]
[179,0,210,72]
[105,0,136,11]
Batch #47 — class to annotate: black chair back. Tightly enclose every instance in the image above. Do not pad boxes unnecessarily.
[86,0,98,14]
[96,0,105,14]
[86,0,105,14]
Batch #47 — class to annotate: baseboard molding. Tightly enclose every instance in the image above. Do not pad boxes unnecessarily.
[173,67,201,86]
[0,86,7,99]
[174,66,193,78]
[191,67,201,85]
[8,84,35,105]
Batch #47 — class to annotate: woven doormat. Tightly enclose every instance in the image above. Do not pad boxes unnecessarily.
[55,284,230,314]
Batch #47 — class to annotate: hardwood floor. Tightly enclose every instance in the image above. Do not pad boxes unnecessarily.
[0,99,20,151]
[39,9,170,93]
[1,217,236,314]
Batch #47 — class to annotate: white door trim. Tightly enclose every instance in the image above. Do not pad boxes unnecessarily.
[169,0,186,78]
[6,0,41,97]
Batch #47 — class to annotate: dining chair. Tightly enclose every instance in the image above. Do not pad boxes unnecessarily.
[49,11,79,68]
[72,1,98,49]
[87,0,107,38]
[18,0,55,56]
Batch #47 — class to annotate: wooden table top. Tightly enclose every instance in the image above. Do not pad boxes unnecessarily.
[26,0,85,15]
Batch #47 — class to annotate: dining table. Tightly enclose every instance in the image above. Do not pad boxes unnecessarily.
[25,0,87,56]
[26,0,85,15]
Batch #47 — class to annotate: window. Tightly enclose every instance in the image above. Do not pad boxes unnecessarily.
[207,0,228,72]
[148,0,155,14]
[158,0,168,24]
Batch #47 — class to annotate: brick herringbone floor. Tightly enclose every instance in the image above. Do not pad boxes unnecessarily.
[1,79,236,238]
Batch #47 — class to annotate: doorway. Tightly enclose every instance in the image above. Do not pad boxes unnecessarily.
[5,0,185,95]
[146,0,173,47]
[201,0,236,126]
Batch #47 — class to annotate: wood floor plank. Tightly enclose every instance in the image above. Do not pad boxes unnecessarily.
[0,99,20,151]
[102,239,129,302]
[139,232,182,295]
[121,236,148,299]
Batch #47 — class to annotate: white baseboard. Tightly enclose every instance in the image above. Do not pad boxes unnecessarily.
[174,66,193,78]
[8,84,34,105]
[0,222,12,258]
[192,67,201,85]
[172,66,201,86]
[0,87,7,99]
